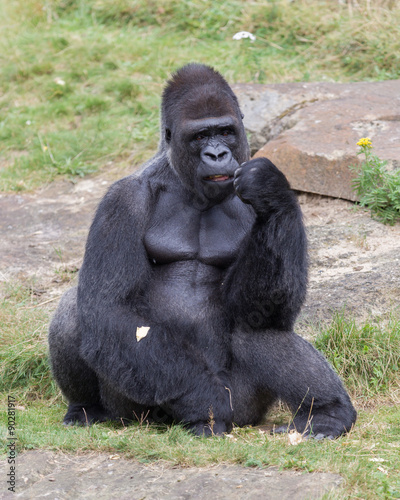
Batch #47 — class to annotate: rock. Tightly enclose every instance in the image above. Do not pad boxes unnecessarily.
[234,80,400,200]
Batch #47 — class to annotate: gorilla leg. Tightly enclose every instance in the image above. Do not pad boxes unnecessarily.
[121,325,233,435]
[231,330,357,438]
[230,368,277,427]
[98,380,173,426]
[48,287,108,425]
[50,291,233,434]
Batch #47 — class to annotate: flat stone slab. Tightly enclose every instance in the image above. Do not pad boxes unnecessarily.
[0,450,343,500]
[234,80,400,200]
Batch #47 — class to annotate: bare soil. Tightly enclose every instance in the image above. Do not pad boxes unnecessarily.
[0,450,343,500]
[299,193,400,327]
[1,171,399,499]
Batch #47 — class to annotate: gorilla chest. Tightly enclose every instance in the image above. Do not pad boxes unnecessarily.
[144,194,252,268]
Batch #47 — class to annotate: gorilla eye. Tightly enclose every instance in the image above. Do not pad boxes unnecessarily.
[221,128,234,137]
[195,134,205,141]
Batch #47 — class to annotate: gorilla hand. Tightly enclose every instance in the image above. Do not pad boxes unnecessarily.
[233,157,294,216]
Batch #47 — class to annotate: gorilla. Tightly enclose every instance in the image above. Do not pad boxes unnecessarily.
[49,63,356,438]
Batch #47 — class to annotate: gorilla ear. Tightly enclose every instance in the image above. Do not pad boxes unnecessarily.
[241,113,244,119]
[165,128,171,143]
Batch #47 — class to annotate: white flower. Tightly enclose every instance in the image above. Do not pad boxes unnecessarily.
[54,77,66,86]
[233,31,256,42]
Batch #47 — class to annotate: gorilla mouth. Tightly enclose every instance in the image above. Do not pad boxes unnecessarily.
[203,174,233,182]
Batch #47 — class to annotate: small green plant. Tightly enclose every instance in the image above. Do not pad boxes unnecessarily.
[0,284,57,400]
[351,138,400,225]
[314,311,400,399]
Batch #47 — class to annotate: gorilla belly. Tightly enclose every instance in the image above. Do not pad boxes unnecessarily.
[142,261,230,371]
[147,260,225,326]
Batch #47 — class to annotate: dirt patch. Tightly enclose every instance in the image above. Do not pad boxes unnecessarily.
[0,177,109,279]
[1,172,400,498]
[0,450,343,500]
[299,193,400,326]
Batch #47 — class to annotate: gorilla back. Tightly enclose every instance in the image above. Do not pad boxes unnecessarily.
[49,63,356,437]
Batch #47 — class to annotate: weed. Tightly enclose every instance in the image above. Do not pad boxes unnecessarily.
[351,138,400,225]
[314,311,400,400]
[0,283,57,401]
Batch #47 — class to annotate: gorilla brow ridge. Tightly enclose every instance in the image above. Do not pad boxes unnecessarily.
[182,86,238,122]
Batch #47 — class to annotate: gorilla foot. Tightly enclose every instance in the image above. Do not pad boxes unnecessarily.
[63,403,109,426]
[272,410,356,439]
[272,424,335,440]
[186,420,232,437]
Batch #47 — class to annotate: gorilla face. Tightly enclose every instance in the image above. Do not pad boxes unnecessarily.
[162,68,250,207]
[169,115,242,203]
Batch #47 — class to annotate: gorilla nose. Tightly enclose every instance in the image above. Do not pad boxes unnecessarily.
[202,146,232,167]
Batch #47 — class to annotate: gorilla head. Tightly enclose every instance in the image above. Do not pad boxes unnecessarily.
[161,63,250,205]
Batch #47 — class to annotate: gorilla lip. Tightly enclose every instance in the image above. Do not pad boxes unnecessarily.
[203,174,232,182]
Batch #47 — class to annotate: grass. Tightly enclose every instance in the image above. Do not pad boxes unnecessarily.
[1,0,400,190]
[1,283,400,498]
[350,139,400,225]
[2,404,399,498]
[1,1,400,498]
[0,281,58,402]
[315,311,400,400]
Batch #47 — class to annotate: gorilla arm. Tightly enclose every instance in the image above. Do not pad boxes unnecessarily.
[76,176,157,402]
[223,158,358,437]
[223,157,308,332]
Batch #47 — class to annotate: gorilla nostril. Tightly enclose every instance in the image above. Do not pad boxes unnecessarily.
[203,147,230,164]
[205,152,218,162]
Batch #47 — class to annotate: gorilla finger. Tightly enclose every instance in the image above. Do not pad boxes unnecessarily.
[271,424,292,434]
[234,166,242,178]
[314,433,335,440]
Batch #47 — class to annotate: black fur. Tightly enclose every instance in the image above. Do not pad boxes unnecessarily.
[49,64,356,437]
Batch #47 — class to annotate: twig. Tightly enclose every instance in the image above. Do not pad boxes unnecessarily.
[225,386,234,411]
[23,296,60,309]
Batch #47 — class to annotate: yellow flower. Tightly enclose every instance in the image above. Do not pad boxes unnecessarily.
[357,137,372,148]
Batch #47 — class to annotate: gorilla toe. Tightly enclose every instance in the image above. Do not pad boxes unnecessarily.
[63,403,109,426]
[187,420,232,437]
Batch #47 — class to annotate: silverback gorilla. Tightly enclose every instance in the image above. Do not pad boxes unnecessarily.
[49,63,356,437]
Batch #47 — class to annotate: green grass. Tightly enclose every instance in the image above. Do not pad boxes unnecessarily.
[315,311,400,399]
[0,281,58,402]
[0,403,398,499]
[1,284,400,499]
[1,0,400,190]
